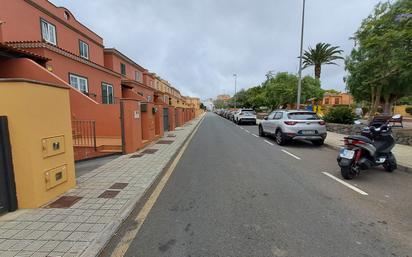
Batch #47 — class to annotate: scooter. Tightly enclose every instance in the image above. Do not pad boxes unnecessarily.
[337,115,399,180]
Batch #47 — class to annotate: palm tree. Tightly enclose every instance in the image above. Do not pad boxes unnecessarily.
[302,43,344,79]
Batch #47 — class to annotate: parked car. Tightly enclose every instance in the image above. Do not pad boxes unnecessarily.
[228,110,236,121]
[234,109,257,125]
[258,110,326,145]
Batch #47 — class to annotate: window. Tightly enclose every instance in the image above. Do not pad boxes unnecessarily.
[120,63,126,76]
[79,40,89,59]
[335,97,340,105]
[69,74,88,93]
[164,95,168,103]
[287,112,319,120]
[325,98,330,105]
[147,95,152,102]
[101,83,114,104]
[135,71,141,82]
[274,112,283,120]
[41,19,56,45]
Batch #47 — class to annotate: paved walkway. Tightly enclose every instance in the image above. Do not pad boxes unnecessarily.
[325,131,412,171]
[0,116,203,257]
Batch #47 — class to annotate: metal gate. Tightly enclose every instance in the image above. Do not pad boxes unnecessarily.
[0,116,18,214]
[163,108,169,132]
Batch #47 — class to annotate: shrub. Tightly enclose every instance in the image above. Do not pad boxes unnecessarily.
[323,106,356,124]
[406,106,412,115]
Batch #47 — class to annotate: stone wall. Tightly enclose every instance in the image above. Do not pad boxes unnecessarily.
[326,123,412,146]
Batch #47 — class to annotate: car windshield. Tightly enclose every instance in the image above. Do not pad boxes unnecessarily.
[241,111,255,115]
[287,112,319,120]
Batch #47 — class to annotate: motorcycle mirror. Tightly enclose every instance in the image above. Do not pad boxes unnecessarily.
[392,114,401,119]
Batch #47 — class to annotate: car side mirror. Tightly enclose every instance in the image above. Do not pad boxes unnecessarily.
[264,116,268,120]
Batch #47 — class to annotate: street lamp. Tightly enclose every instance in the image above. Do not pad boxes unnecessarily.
[233,74,237,109]
[296,0,306,110]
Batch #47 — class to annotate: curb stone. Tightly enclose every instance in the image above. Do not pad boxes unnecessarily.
[80,114,205,257]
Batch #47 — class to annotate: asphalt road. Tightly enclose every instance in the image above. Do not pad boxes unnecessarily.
[105,113,412,257]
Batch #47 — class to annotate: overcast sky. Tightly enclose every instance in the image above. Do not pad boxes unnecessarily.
[50,0,381,99]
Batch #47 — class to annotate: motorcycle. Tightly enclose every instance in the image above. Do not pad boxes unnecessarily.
[337,115,399,180]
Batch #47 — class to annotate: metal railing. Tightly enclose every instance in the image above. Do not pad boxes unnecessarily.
[72,120,97,149]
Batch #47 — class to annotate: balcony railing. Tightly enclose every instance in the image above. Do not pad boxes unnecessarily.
[72,120,97,149]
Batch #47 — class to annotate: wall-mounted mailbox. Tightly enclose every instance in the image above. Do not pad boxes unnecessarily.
[45,165,68,190]
[42,135,65,158]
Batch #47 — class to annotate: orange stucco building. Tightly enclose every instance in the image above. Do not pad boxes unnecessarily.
[0,0,200,161]
[322,92,354,106]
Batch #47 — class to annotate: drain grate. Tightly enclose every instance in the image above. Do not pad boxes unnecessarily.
[130,153,144,158]
[142,149,158,154]
[110,183,128,190]
[98,190,120,199]
[167,134,176,137]
[156,140,174,145]
[45,196,82,208]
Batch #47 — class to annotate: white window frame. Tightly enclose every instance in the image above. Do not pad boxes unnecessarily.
[101,83,114,104]
[41,19,57,45]
[135,71,141,82]
[79,40,89,59]
[147,95,152,102]
[69,74,88,93]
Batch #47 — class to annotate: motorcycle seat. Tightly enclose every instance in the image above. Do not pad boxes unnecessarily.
[346,135,373,144]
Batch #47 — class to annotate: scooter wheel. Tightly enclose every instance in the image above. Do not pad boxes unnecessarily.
[383,157,397,172]
[341,166,356,180]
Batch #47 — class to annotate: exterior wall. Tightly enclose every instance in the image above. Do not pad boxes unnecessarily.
[322,93,353,106]
[121,99,143,153]
[394,105,412,117]
[0,80,75,208]
[168,107,176,131]
[141,103,156,142]
[29,48,122,104]
[103,51,144,82]
[0,0,105,65]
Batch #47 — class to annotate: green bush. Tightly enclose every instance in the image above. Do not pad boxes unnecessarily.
[406,106,412,115]
[323,106,356,124]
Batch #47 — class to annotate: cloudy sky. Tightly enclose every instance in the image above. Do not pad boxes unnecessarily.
[51,0,381,99]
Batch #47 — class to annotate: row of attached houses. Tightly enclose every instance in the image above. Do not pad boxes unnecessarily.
[0,0,202,212]
[0,0,201,161]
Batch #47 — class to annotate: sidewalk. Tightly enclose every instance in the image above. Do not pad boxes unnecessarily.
[0,116,204,257]
[325,131,412,172]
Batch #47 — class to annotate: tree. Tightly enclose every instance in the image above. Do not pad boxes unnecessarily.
[302,43,344,79]
[345,0,412,115]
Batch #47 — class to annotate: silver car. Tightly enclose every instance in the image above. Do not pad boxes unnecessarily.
[258,110,327,145]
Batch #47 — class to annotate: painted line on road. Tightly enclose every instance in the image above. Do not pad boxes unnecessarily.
[109,118,204,257]
[322,172,368,196]
[244,129,250,133]
[264,140,274,146]
[281,149,301,160]
[252,133,259,138]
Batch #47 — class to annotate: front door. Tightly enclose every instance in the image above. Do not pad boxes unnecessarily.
[163,108,169,132]
[0,116,18,214]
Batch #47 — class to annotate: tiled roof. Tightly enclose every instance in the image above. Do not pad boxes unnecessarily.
[0,42,50,62]
[5,41,120,78]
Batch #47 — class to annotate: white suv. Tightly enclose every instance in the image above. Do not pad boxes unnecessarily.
[234,109,257,125]
[258,110,327,145]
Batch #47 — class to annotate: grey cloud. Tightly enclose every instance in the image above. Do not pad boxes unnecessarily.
[51,0,381,98]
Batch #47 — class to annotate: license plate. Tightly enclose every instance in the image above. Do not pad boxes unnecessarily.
[301,130,315,135]
[340,149,355,159]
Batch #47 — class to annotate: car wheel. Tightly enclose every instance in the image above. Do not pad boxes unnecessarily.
[258,125,265,137]
[238,119,242,125]
[275,130,286,145]
[312,140,324,146]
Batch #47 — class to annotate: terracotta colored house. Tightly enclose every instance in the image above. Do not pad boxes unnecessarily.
[322,92,354,106]
[0,0,199,161]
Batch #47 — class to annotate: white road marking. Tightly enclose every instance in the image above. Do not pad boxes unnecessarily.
[281,149,301,160]
[245,129,250,133]
[264,140,274,146]
[322,172,368,196]
[252,134,259,138]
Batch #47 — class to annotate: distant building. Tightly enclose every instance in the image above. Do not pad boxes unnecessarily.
[202,98,214,111]
[322,92,353,106]
[216,94,231,101]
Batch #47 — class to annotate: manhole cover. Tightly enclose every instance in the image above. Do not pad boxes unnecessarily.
[98,190,120,199]
[45,196,82,208]
[142,149,158,154]
[110,183,128,190]
[156,140,174,145]
[130,153,144,158]
[167,134,176,137]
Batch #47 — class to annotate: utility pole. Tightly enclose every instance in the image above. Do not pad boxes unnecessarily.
[296,0,306,110]
[233,74,237,109]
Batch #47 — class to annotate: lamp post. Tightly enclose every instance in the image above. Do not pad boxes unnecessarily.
[296,0,306,110]
[233,74,237,109]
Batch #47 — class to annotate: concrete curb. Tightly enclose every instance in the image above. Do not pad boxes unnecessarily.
[80,115,206,257]
[324,142,412,174]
